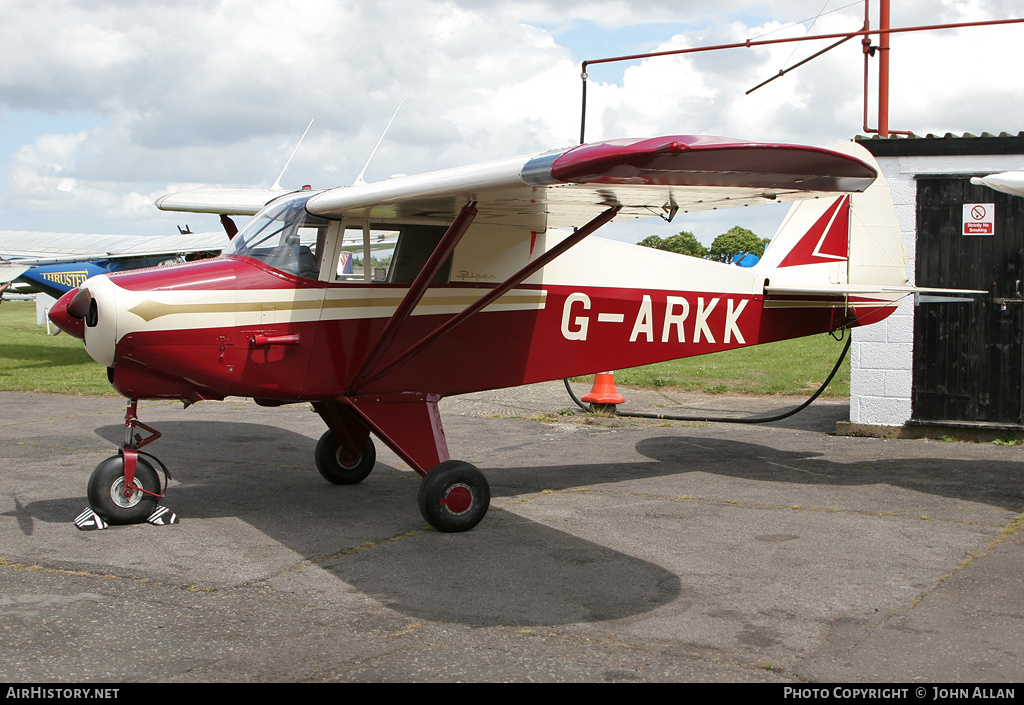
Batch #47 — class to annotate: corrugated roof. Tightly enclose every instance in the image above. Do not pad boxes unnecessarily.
[857,131,1024,140]
[855,132,1024,157]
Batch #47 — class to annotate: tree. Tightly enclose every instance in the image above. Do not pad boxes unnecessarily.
[709,226,770,263]
[636,231,707,258]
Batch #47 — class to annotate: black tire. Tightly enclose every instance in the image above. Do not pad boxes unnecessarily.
[86,454,161,525]
[315,431,375,485]
[417,460,490,532]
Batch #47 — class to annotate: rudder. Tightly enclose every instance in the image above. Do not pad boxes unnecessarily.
[757,141,908,292]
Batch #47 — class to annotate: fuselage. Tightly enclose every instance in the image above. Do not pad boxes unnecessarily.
[49,195,893,406]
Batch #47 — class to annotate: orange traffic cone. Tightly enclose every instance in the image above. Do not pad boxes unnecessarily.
[581,371,625,413]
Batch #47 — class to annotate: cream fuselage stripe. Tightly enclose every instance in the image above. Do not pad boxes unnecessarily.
[126,289,548,324]
[128,298,321,322]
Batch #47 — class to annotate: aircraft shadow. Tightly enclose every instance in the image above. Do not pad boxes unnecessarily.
[619,404,849,434]
[631,436,1024,510]
[15,418,1024,626]
[20,420,683,626]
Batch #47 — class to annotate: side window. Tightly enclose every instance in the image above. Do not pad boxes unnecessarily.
[330,224,454,285]
[255,223,322,280]
[296,225,326,280]
[335,227,399,282]
[387,225,452,285]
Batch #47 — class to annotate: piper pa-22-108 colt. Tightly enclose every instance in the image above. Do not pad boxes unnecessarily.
[48,134,953,532]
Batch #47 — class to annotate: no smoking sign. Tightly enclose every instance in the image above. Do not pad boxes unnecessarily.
[963,203,995,235]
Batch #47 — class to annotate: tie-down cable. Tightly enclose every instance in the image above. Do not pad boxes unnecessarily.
[563,331,850,425]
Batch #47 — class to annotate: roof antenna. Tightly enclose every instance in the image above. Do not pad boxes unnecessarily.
[271,119,314,190]
[353,102,403,186]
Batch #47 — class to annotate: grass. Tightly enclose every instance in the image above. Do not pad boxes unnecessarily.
[0,301,114,395]
[0,300,850,398]
[574,333,851,397]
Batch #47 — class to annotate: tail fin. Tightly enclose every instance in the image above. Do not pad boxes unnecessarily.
[757,141,909,293]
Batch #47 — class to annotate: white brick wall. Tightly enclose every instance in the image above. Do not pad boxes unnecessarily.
[850,149,1024,427]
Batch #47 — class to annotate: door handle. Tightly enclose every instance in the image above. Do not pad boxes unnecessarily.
[251,334,300,347]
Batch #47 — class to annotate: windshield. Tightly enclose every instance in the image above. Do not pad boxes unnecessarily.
[225,192,330,278]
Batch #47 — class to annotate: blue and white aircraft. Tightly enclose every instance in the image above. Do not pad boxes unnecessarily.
[0,229,231,299]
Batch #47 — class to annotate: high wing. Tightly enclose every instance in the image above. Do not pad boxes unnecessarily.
[155,188,294,216]
[305,135,876,228]
[155,135,877,229]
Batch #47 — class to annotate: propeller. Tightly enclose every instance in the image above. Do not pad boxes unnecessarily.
[66,288,98,327]
[66,288,92,319]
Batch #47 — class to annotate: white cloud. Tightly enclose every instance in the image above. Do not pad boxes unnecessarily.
[0,0,1020,237]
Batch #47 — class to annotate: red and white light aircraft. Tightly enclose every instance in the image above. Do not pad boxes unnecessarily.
[50,134,921,532]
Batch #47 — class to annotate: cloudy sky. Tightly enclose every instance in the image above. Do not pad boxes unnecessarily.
[0,0,1020,246]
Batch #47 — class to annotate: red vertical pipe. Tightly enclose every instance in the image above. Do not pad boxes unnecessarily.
[878,0,891,137]
[862,0,872,134]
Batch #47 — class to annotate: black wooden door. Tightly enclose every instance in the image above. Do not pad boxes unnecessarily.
[913,176,1024,425]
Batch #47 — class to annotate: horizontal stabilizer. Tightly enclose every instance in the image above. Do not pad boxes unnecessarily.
[914,294,980,304]
[766,285,986,297]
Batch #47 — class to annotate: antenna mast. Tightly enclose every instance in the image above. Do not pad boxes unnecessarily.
[354,102,403,186]
[271,119,314,190]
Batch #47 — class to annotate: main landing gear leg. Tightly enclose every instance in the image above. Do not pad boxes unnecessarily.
[311,401,376,485]
[75,400,177,531]
[337,396,491,532]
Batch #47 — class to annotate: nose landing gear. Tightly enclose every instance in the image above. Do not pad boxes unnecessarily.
[75,400,177,531]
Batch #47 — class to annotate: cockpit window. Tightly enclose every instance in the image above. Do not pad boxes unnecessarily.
[225,192,329,279]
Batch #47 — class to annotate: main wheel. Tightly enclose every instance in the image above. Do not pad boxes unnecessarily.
[417,460,490,533]
[315,431,376,485]
[86,454,161,525]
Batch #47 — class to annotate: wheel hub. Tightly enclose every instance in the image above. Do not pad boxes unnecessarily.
[110,477,143,509]
[440,483,473,515]
[335,448,361,470]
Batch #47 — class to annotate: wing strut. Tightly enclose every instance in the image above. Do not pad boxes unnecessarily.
[354,205,622,391]
[348,202,479,391]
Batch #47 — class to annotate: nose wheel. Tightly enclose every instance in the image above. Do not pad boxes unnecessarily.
[87,453,161,525]
[417,460,490,533]
[76,400,174,530]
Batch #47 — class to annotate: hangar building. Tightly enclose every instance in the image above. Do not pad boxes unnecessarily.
[848,133,1024,433]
